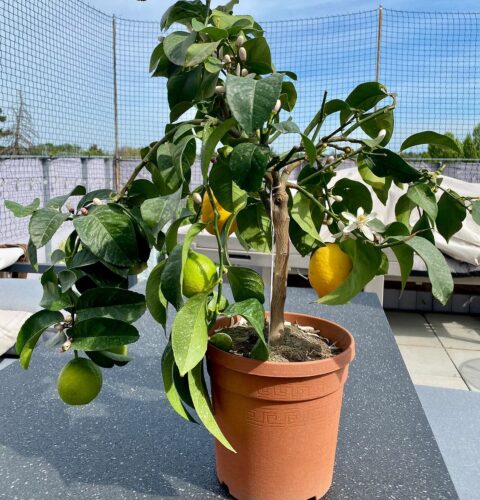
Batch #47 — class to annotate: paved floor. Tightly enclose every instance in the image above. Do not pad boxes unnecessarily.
[386,311,480,391]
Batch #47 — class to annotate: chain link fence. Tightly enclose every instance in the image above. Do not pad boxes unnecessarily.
[1,1,480,245]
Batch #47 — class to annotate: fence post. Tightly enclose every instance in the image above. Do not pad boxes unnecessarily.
[104,157,113,189]
[41,157,52,259]
[112,15,120,191]
[80,157,89,192]
[375,5,383,82]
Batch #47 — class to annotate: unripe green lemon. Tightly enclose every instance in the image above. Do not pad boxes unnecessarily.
[57,357,103,406]
[209,332,233,352]
[182,251,218,297]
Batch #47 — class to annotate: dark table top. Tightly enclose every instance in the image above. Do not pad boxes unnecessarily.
[0,286,458,499]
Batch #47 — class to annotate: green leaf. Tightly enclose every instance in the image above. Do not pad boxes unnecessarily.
[229,143,269,192]
[357,154,392,205]
[384,222,413,290]
[407,184,438,221]
[236,202,272,252]
[188,362,235,452]
[50,249,65,264]
[366,149,422,183]
[226,74,283,134]
[273,119,301,135]
[5,198,40,217]
[395,194,415,228]
[360,109,394,147]
[332,178,373,214]
[73,205,138,268]
[68,248,99,269]
[204,55,224,73]
[47,185,86,210]
[161,0,206,29]
[167,66,202,111]
[16,310,64,369]
[403,236,454,305]
[209,160,247,213]
[290,191,322,242]
[144,262,167,329]
[185,41,221,67]
[161,344,197,422]
[76,288,146,323]
[40,267,74,311]
[76,189,114,210]
[70,318,140,351]
[161,245,184,310]
[201,117,237,178]
[289,218,320,257]
[163,31,197,66]
[227,266,265,304]
[127,179,160,205]
[319,239,382,305]
[412,212,435,244]
[27,239,38,271]
[242,36,272,74]
[58,269,81,292]
[29,209,69,248]
[341,82,389,124]
[172,292,209,376]
[472,200,480,225]
[223,298,267,360]
[401,131,462,154]
[302,135,317,166]
[436,191,467,242]
[140,191,182,235]
[324,99,350,116]
[279,81,297,112]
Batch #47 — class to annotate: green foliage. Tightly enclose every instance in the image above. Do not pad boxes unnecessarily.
[6,0,479,448]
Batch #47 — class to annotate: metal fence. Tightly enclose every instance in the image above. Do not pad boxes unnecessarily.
[1,1,480,244]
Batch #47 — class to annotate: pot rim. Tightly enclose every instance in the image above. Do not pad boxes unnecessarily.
[207,312,355,378]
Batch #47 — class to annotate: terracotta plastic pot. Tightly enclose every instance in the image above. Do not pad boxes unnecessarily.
[207,312,355,500]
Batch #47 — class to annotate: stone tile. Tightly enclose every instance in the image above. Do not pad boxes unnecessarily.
[397,345,460,378]
[447,349,480,391]
[426,313,480,351]
[387,312,441,347]
[411,373,469,390]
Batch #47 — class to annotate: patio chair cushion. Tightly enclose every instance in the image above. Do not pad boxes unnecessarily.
[0,247,25,271]
[0,310,32,356]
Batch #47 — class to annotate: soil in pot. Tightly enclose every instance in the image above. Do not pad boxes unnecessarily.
[214,319,342,362]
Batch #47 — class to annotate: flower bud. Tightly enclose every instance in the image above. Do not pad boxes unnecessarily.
[377,129,387,141]
[241,68,249,77]
[333,195,343,202]
[325,155,335,165]
[326,217,334,225]
[60,339,72,352]
[238,47,247,62]
[222,54,231,64]
[80,207,88,215]
[68,207,75,214]
[273,99,281,114]
[235,63,241,76]
[92,197,102,206]
[215,85,225,94]
[236,35,245,47]
[192,193,202,205]
[64,314,72,323]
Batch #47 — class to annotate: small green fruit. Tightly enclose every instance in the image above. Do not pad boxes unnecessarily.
[209,332,233,352]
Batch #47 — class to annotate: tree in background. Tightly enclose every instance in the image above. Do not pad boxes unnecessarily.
[4,91,37,155]
[462,133,478,159]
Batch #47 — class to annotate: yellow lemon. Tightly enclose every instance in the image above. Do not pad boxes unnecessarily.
[57,357,103,406]
[201,193,237,235]
[182,251,218,297]
[308,243,352,298]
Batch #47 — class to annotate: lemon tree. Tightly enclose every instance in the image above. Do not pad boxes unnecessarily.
[7,0,480,450]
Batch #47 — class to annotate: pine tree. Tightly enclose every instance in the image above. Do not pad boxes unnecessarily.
[463,133,478,159]
[5,91,37,155]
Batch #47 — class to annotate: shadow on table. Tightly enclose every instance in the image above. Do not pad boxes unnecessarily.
[1,338,228,498]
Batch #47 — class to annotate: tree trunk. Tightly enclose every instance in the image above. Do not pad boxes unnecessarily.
[269,175,290,346]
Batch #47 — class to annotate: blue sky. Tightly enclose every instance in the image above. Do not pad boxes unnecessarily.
[90,0,480,21]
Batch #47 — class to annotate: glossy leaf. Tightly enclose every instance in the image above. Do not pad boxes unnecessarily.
[279,81,297,112]
[243,36,273,74]
[5,198,40,217]
[201,117,237,178]
[229,143,269,192]
[70,318,140,351]
[340,82,388,124]
[319,239,382,305]
[76,288,146,323]
[161,0,206,29]
[146,260,168,329]
[76,189,114,210]
[47,185,86,210]
[163,31,196,66]
[403,236,453,305]
[27,239,38,271]
[188,362,235,451]
[290,191,322,242]
[140,191,182,235]
[332,178,373,214]
[58,269,81,292]
[172,292,209,376]
[29,209,69,248]
[161,245,184,310]
[357,154,392,205]
[406,184,438,221]
[73,205,138,268]
[366,149,422,183]
[227,266,265,303]
[360,109,394,147]
[209,160,247,213]
[16,310,64,369]
[384,222,413,290]
[185,41,220,67]
[236,202,272,253]
[226,74,283,134]
[161,344,197,422]
[436,191,466,242]
[40,267,74,311]
[400,131,462,154]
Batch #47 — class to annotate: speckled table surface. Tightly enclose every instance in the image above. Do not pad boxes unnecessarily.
[0,285,458,500]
